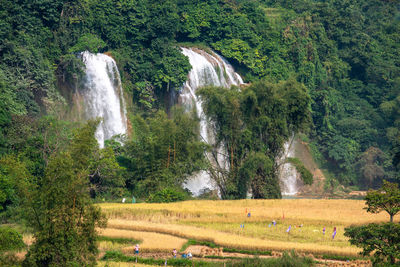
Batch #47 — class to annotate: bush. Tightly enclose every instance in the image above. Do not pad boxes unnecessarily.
[0,227,25,252]
[345,223,400,265]
[68,33,106,53]
[229,251,314,267]
[147,188,187,203]
[286,157,313,185]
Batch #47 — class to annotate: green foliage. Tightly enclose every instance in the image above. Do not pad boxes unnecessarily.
[222,247,272,256]
[0,226,25,266]
[57,53,85,84]
[69,33,106,53]
[102,250,313,267]
[0,227,25,252]
[286,157,313,185]
[102,250,214,266]
[97,236,140,245]
[0,0,398,218]
[238,153,279,199]
[147,187,188,203]
[0,156,31,214]
[198,80,311,199]
[345,223,400,265]
[364,180,400,222]
[118,109,207,198]
[355,147,389,189]
[1,0,399,194]
[228,250,314,267]
[22,121,107,267]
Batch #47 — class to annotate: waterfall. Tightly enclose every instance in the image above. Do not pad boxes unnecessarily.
[279,138,299,196]
[80,51,127,148]
[179,47,243,195]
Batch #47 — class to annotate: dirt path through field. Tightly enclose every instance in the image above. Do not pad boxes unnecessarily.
[130,245,371,267]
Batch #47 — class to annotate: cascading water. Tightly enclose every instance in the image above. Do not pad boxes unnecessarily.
[80,51,127,148]
[279,138,299,196]
[179,47,243,195]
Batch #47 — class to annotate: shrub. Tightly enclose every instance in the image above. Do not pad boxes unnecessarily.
[286,157,313,185]
[69,33,106,53]
[147,188,187,203]
[345,223,400,265]
[0,227,25,252]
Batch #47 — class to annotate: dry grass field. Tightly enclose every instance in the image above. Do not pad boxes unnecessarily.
[97,199,398,257]
[99,228,187,252]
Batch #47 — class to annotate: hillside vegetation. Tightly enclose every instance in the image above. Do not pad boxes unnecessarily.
[1,0,399,200]
[2,1,400,265]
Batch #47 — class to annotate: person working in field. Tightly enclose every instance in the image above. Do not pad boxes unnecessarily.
[332,227,337,240]
[134,244,140,262]
[172,248,177,258]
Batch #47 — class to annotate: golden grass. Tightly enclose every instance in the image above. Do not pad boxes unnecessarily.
[99,228,187,253]
[98,241,130,252]
[98,199,398,256]
[106,219,360,256]
[99,199,396,225]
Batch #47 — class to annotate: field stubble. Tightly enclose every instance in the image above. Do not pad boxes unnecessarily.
[98,199,396,257]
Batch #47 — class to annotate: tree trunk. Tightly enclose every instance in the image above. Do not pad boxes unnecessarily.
[390,214,393,223]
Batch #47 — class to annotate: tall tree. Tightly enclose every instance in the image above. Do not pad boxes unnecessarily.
[198,80,311,199]
[22,121,107,267]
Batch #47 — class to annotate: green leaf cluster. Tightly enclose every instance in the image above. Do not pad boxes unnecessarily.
[117,108,207,198]
[21,121,108,267]
[0,227,25,252]
[198,79,311,199]
[286,157,313,185]
[364,180,400,222]
[345,223,400,265]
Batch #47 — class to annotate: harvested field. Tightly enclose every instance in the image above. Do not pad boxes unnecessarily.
[99,228,187,253]
[97,199,397,257]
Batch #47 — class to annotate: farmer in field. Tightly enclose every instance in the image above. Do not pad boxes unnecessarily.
[134,244,140,262]
[322,227,326,235]
[173,248,177,258]
[332,227,337,240]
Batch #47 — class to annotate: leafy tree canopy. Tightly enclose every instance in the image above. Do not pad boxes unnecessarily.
[364,180,400,222]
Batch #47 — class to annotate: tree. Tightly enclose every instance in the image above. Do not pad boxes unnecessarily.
[345,223,400,265]
[22,121,107,267]
[118,109,207,198]
[0,155,30,215]
[364,180,400,222]
[198,80,311,199]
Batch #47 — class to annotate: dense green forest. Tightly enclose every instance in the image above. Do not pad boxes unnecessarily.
[1,0,400,213]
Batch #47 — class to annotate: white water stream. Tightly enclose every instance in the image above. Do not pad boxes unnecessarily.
[179,48,243,195]
[80,51,127,148]
[279,138,299,196]
[180,47,299,196]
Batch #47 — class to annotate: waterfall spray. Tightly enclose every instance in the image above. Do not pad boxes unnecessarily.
[179,48,243,195]
[279,138,299,196]
[80,51,127,148]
